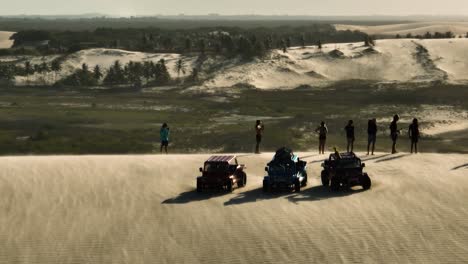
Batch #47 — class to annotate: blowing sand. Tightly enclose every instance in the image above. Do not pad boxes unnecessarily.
[0,152,467,263]
[0,31,15,49]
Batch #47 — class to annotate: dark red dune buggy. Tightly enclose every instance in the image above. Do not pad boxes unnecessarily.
[197,155,247,192]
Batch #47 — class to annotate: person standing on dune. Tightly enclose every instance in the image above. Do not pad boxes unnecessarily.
[390,115,400,154]
[367,118,377,155]
[408,118,420,154]
[255,120,264,154]
[315,121,328,154]
[160,123,170,154]
[344,120,355,153]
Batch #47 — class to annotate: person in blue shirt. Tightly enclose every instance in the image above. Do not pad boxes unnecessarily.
[160,123,170,154]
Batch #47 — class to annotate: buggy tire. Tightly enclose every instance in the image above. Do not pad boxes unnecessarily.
[294,180,301,192]
[263,179,269,192]
[321,171,329,187]
[360,173,371,190]
[196,181,202,193]
[226,180,233,192]
[238,174,247,188]
[301,172,308,187]
[330,177,340,191]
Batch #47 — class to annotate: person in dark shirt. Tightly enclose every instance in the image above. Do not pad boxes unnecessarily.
[390,114,400,154]
[408,118,420,154]
[344,120,355,153]
[315,121,328,154]
[255,120,264,154]
[367,118,377,155]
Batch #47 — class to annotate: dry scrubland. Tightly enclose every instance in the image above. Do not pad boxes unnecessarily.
[0,153,468,263]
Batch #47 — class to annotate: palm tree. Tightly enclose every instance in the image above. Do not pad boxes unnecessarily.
[51,59,62,84]
[175,58,186,78]
[81,63,89,73]
[24,61,33,83]
[93,65,103,81]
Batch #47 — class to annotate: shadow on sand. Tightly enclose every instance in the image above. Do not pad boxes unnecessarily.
[287,185,365,203]
[451,163,468,170]
[223,187,286,206]
[374,153,410,163]
[224,185,366,206]
[361,153,392,162]
[162,190,227,204]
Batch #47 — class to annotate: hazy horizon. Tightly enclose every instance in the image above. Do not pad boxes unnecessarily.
[2,0,468,17]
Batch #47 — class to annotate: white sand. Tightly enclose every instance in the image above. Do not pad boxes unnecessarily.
[335,21,468,37]
[201,38,468,90]
[7,38,468,88]
[0,152,467,263]
[13,49,196,86]
[0,31,15,49]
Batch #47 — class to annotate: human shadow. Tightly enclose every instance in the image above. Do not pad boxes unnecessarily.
[162,189,227,204]
[362,154,392,162]
[451,163,468,170]
[374,154,410,163]
[224,187,294,206]
[287,185,365,203]
[299,154,319,160]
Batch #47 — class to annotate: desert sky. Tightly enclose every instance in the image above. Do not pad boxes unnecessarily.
[2,0,468,16]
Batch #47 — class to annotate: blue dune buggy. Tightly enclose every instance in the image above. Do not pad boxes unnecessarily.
[263,147,308,192]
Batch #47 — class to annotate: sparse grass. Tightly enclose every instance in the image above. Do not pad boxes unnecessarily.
[0,82,467,154]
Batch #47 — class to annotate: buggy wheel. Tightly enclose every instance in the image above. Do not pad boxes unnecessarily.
[238,174,246,188]
[360,173,371,190]
[330,177,340,191]
[321,171,329,187]
[301,173,308,187]
[226,180,233,192]
[262,179,269,192]
[196,181,202,193]
[294,180,301,192]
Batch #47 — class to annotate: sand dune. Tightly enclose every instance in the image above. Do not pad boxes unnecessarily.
[0,31,15,49]
[0,152,467,263]
[201,38,468,90]
[335,22,468,36]
[7,38,468,88]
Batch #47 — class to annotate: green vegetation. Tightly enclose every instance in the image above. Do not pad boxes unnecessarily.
[6,23,368,57]
[0,82,467,155]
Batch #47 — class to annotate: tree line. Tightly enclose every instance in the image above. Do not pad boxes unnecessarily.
[8,25,368,58]
[395,31,460,39]
[0,57,196,87]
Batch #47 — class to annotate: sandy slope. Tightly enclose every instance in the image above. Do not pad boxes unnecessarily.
[13,49,197,86]
[0,152,467,263]
[8,38,468,88]
[335,22,468,36]
[201,38,468,90]
[0,31,15,49]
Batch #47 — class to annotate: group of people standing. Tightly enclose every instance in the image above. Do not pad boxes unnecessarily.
[158,115,421,155]
[254,115,421,155]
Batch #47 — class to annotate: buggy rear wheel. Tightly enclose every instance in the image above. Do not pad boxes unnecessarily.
[301,172,308,187]
[321,171,329,187]
[262,179,269,192]
[330,177,340,191]
[196,181,202,193]
[360,173,371,190]
[226,180,233,192]
[237,174,246,188]
[294,180,301,192]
